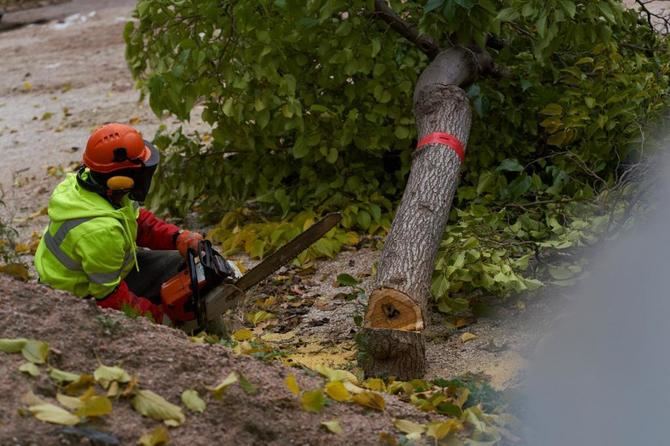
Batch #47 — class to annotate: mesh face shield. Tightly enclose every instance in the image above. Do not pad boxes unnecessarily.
[128,141,160,202]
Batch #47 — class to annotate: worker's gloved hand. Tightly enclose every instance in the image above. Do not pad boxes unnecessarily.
[176,230,204,258]
[96,281,164,323]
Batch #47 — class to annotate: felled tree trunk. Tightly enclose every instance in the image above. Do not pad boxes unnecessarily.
[358,47,483,379]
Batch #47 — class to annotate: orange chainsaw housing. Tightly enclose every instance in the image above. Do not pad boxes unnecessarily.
[160,267,206,323]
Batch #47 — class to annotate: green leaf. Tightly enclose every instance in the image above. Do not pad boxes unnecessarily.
[22,340,49,364]
[238,373,258,395]
[336,273,359,287]
[540,103,563,116]
[181,390,206,413]
[497,159,524,172]
[558,0,576,18]
[496,8,519,21]
[0,338,27,353]
[357,210,371,231]
[49,368,81,384]
[424,0,445,13]
[597,2,615,22]
[293,136,308,159]
[19,362,40,377]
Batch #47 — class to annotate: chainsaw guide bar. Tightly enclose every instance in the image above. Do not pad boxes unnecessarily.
[182,212,341,331]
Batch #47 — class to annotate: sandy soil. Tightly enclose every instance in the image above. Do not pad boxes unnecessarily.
[0,4,552,444]
[0,275,441,446]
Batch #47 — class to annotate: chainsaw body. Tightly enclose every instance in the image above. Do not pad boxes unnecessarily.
[160,213,342,334]
[160,240,237,328]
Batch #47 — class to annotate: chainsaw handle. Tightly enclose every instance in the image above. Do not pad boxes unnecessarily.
[186,247,207,330]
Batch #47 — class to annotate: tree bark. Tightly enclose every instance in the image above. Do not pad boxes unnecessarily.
[358,47,478,379]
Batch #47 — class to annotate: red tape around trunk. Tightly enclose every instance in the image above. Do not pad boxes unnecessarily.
[416,132,465,162]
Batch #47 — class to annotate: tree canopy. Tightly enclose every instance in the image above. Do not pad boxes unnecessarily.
[125,0,669,314]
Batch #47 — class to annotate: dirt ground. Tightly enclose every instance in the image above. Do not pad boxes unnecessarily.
[0,275,443,446]
[0,1,552,444]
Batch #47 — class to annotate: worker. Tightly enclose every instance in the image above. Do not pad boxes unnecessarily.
[34,123,203,323]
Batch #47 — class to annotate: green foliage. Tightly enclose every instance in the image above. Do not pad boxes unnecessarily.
[126,0,670,311]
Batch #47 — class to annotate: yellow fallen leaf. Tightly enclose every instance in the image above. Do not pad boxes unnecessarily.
[181,390,206,413]
[128,116,142,125]
[19,362,40,377]
[393,419,425,436]
[207,372,238,399]
[49,368,80,384]
[94,365,131,389]
[22,391,47,406]
[0,338,27,353]
[313,365,358,384]
[14,243,31,254]
[122,376,140,397]
[132,390,185,426]
[64,374,95,395]
[107,381,120,398]
[245,310,274,326]
[0,263,30,281]
[301,389,325,413]
[189,335,206,344]
[138,426,169,446]
[343,381,365,394]
[232,328,254,341]
[285,374,300,396]
[426,420,462,440]
[22,340,49,364]
[460,332,478,343]
[29,403,80,425]
[75,395,113,418]
[324,381,351,402]
[56,393,83,410]
[379,432,399,446]
[321,420,343,434]
[261,331,296,343]
[362,378,386,392]
[22,81,33,91]
[351,391,385,411]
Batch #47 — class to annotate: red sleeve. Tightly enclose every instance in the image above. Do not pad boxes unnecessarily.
[136,208,180,250]
[96,281,163,323]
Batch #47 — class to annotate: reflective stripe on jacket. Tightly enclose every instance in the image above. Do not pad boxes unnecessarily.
[34,173,140,298]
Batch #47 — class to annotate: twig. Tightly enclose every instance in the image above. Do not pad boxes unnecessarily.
[371,0,440,58]
[634,0,670,35]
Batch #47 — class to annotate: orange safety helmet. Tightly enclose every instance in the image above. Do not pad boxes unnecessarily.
[80,123,160,202]
[83,123,158,173]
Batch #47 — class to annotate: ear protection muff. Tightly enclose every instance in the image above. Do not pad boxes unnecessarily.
[106,176,135,191]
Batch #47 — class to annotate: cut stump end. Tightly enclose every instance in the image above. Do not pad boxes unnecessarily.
[364,288,424,331]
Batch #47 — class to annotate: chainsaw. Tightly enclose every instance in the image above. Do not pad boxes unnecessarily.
[160,213,342,333]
